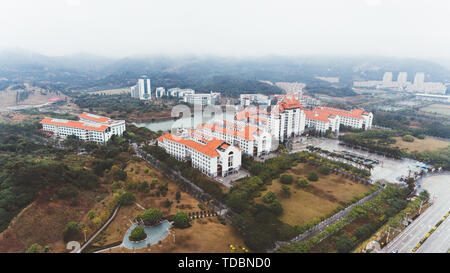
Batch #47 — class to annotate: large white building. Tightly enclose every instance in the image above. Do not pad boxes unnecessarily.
[235,95,306,142]
[40,113,126,144]
[239,94,271,106]
[309,107,373,131]
[183,92,221,106]
[196,120,272,156]
[167,88,195,98]
[304,109,340,134]
[397,72,408,85]
[155,87,166,98]
[383,72,393,83]
[131,76,152,100]
[157,132,242,177]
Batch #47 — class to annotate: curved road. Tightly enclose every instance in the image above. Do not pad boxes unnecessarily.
[383,174,450,253]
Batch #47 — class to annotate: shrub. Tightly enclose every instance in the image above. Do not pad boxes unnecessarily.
[262,191,277,204]
[280,174,294,184]
[26,243,44,253]
[173,212,191,228]
[417,134,425,140]
[307,171,319,182]
[137,209,163,226]
[118,192,136,206]
[318,166,330,175]
[55,186,78,200]
[129,225,147,241]
[281,185,291,198]
[113,169,127,181]
[296,178,309,188]
[87,210,96,220]
[63,222,81,242]
[402,135,415,142]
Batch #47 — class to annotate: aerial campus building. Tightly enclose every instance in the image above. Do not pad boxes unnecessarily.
[157,131,242,178]
[196,120,272,157]
[40,113,126,144]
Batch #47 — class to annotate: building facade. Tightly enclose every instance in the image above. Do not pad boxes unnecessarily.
[157,132,241,177]
[310,107,373,130]
[196,120,272,157]
[131,76,152,100]
[40,113,125,144]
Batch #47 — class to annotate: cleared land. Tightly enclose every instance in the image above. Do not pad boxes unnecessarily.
[420,104,450,117]
[256,163,372,227]
[0,184,110,253]
[88,88,130,95]
[392,136,450,153]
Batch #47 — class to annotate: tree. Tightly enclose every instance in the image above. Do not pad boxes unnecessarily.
[281,185,291,198]
[402,135,415,142]
[280,174,294,184]
[269,200,283,216]
[419,190,430,202]
[137,209,163,226]
[129,225,147,241]
[63,222,81,242]
[296,177,309,188]
[226,190,249,213]
[336,234,354,253]
[262,191,277,204]
[118,192,136,206]
[307,171,319,182]
[173,212,191,228]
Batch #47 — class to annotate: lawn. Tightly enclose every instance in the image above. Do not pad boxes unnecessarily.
[392,136,450,153]
[256,163,372,227]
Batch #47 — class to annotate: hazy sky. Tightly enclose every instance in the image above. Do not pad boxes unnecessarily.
[1,0,450,59]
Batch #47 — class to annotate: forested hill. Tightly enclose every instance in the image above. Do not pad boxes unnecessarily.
[1,50,449,97]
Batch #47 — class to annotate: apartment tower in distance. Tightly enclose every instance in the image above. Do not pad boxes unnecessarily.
[131,75,152,100]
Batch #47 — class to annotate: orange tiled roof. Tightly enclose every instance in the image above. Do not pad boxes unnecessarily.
[197,121,261,141]
[278,96,304,112]
[313,107,368,119]
[79,112,110,123]
[157,133,224,157]
[40,118,109,132]
[304,110,334,123]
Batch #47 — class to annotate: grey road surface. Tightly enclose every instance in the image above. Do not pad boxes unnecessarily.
[383,174,450,253]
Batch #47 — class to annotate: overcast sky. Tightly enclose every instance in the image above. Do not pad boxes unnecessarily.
[1,0,450,59]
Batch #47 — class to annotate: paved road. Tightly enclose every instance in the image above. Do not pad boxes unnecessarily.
[383,174,450,253]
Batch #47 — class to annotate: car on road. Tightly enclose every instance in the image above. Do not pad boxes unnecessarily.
[391,249,398,253]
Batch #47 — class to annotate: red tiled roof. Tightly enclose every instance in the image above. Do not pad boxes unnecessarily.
[197,121,261,141]
[40,118,109,132]
[79,112,110,123]
[278,96,304,112]
[157,133,224,157]
[313,107,369,119]
[304,110,333,123]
